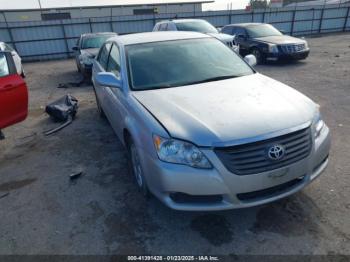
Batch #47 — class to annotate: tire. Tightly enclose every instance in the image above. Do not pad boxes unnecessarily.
[20,67,26,78]
[251,48,264,64]
[127,138,150,198]
[93,86,106,118]
[76,61,81,73]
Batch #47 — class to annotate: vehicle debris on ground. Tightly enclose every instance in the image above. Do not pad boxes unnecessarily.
[44,94,78,136]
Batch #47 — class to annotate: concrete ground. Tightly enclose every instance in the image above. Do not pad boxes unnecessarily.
[0,33,349,256]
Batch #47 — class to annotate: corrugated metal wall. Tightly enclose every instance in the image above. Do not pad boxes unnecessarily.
[0,4,349,61]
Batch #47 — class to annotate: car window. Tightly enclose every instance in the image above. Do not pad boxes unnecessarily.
[107,44,121,79]
[81,35,114,49]
[126,38,254,91]
[0,53,9,77]
[4,44,14,52]
[235,28,247,37]
[222,26,233,35]
[175,20,218,34]
[246,24,282,38]
[159,23,168,31]
[97,42,112,70]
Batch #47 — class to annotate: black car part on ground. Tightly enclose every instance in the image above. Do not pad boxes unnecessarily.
[44,94,78,136]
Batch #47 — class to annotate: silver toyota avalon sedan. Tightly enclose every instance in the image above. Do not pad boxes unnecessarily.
[92,31,330,211]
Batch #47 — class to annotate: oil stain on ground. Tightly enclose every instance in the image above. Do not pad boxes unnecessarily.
[104,191,160,254]
[0,178,37,192]
[251,195,322,237]
[191,214,233,246]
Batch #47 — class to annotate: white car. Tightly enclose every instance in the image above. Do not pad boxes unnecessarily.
[153,19,239,53]
[0,42,25,77]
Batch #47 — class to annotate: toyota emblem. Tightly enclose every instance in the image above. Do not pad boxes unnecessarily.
[267,144,286,161]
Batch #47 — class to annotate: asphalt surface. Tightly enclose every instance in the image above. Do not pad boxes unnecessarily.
[0,33,349,256]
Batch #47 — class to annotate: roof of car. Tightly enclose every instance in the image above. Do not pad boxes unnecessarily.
[109,31,211,46]
[226,23,264,27]
[157,18,206,24]
[81,32,117,38]
[172,19,206,23]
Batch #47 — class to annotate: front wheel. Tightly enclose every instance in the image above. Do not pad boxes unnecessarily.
[128,140,149,197]
[20,66,26,78]
[251,48,264,64]
[92,86,106,118]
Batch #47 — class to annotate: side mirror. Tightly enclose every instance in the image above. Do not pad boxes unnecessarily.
[244,54,257,67]
[72,46,79,51]
[11,51,16,56]
[95,72,122,88]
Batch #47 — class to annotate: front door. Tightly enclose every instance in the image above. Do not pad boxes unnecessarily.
[0,52,28,129]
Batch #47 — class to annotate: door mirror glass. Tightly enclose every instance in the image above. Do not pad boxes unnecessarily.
[244,54,257,67]
[72,46,79,51]
[95,72,122,88]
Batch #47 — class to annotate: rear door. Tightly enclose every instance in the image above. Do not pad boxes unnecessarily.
[0,52,28,129]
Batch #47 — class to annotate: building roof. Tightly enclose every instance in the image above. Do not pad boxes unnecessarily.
[0,0,213,11]
[285,0,349,6]
[111,31,210,45]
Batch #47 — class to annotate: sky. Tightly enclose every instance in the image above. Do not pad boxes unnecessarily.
[0,0,250,11]
[203,0,250,10]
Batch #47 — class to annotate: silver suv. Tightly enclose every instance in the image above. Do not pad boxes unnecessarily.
[92,32,330,211]
[153,19,239,53]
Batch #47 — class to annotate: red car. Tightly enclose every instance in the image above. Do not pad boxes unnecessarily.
[0,51,28,139]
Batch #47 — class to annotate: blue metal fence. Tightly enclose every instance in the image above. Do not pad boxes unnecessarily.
[0,3,349,61]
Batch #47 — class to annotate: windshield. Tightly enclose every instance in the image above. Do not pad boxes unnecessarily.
[126,38,254,91]
[246,24,282,38]
[82,35,114,49]
[175,20,218,34]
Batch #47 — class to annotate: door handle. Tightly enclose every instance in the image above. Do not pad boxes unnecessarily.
[2,84,16,91]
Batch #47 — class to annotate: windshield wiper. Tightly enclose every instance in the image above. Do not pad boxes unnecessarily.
[187,75,240,85]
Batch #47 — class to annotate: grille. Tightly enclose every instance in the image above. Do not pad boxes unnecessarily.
[226,41,234,48]
[214,127,312,176]
[280,44,305,54]
[170,193,223,204]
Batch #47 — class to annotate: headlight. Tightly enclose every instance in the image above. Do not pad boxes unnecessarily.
[304,41,309,49]
[314,107,325,138]
[153,135,212,169]
[79,55,94,65]
[268,44,279,53]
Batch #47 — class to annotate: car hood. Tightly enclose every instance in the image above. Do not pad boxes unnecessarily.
[255,35,306,45]
[133,73,316,147]
[80,48,99,57]
[207,33,234,43]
